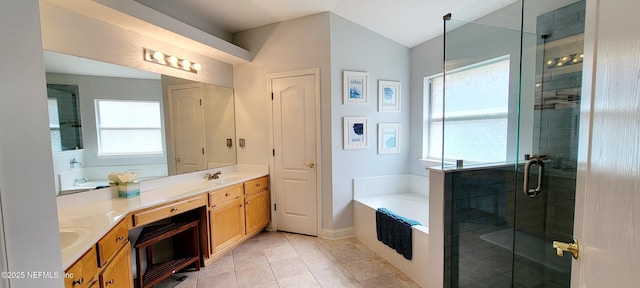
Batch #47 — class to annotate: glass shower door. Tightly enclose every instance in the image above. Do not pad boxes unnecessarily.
[441,1,584,287]
[513,0,585,286]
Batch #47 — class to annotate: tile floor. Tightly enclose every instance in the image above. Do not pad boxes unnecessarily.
[160,231,421,288]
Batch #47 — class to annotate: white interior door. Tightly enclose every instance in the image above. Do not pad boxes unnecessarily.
[271,72,318,236]
[572,0,640,286]
[169,84,205,174]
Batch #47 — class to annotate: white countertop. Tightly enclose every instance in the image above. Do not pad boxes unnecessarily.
[56,165,268,270]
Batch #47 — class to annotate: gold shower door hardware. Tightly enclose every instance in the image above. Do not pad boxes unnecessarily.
[304,162,315,168]
[552,238,579,259]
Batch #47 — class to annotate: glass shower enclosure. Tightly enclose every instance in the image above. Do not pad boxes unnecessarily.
[439,0,584,287]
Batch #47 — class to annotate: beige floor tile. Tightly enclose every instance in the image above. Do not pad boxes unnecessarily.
[235,261,275,288]
[302,253,341,271]
[269,257,311,280]
[233,250,268,268]
[392,272,422,288]
[276,271,321,288]
[197,270,237,288]
[358,273,406,288]
[264,243,299,262]
[320,237,361,250]
[342,258,392,281]
[200,254,235,277]
[168,231,421,288]
[311,265,359,288]
[329,245,371,264]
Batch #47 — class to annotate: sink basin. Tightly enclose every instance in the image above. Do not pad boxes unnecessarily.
[59,227,90,251]
[209,176,243,186]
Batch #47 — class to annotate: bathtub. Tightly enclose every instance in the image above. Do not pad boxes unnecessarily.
[353,174,429,287]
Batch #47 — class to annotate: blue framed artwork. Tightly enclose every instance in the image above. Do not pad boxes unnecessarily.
[378,123,400,154]
[344,117,368,149]
[343,71,368,104]
[378,80,401,112]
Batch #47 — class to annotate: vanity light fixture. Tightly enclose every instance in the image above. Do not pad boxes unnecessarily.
[143,48,202,73]
[545,52,584,69]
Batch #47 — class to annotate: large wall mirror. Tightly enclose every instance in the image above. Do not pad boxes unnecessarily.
[45,51,237,195]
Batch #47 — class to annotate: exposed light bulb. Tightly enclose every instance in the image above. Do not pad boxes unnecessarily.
[547,60,554,65]
[181,59,191,70]
[192,63,202,71]
[152,51,165,62]
[167,56,178,65]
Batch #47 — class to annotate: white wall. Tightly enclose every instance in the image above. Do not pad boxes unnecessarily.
[0,0,64,286]
[329,14,411,230]
[232,13,333,229]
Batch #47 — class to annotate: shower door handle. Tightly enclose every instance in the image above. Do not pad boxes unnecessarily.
[523,158,543,197]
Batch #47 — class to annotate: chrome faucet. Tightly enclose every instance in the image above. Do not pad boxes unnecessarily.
[205,171,222,180]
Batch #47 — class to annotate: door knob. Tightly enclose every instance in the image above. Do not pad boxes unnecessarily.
[553,238,579,259]
[176,157,181,163]
[305,162,315,168]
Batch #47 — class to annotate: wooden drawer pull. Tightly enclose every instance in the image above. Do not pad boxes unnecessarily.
[115,235,125,242]
[171,208,178,212]
[106,279,114,285]
[72,278,84,285]
[225,193,230,197]
[256,183,261,187]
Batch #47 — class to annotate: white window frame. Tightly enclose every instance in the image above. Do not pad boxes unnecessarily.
[95,99,163,156]
[423,55,511,164]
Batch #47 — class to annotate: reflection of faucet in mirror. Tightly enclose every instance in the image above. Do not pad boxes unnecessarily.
[74,177,88,186]
[70,158,81,168]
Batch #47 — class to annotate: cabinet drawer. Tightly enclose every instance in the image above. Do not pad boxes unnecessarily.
[97,220,128,267]
[209,184,243,206]
[65,246,97,288]
[244,177,269,196]
[132,195,206,227]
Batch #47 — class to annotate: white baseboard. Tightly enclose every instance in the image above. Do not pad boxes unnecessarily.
[321,227,354,239]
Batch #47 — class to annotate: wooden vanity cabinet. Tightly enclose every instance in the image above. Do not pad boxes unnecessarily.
[209,184,245,254]
[244,176,270,236]
[64,247,97,288]
[207,177,271,259]
[99,244,132,288]
[64,219,132,288]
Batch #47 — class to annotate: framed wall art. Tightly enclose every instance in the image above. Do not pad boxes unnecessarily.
[378,123,400,154]
[378,80,401,112]
[343,71,368,104]
[344,117,368,149]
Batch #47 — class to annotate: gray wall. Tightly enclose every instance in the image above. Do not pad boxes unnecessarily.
[329,14,411,229]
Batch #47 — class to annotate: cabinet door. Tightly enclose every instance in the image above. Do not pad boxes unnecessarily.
[65,247,97,288]
[100,244,132,288]
[210,197,245,254]
[245,190,270,235]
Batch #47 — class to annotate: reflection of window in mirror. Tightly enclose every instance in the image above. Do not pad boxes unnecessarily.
[48,98,62,151]
[46,84,83,151]
[95,99,163,156]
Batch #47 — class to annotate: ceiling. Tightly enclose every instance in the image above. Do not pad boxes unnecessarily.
[134,0,519,48]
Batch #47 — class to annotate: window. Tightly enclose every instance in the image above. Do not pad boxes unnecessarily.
[95,100,163,156]
[424,56,510,163]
